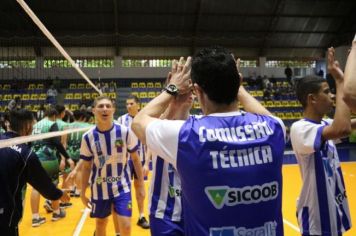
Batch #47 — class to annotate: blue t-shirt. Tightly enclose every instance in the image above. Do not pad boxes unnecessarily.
[147,111,286,236]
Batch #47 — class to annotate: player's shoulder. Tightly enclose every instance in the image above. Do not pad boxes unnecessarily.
[83,125,96,137]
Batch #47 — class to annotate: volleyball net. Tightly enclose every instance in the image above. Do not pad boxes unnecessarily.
[0,1,102,148]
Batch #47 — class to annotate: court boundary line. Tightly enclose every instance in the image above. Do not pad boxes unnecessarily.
[283,218,300,232]
[73,207,90,236]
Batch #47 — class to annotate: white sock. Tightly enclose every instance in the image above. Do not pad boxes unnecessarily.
[139,213,144,219]
[53,209,60,214]
[33,213,39,219]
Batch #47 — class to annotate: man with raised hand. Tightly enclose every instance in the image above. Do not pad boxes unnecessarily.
[80,95,144,236]
[290,48,352,236]
[148,71,194,236]
[132,47,286,236]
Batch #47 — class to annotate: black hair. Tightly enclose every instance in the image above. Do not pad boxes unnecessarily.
[73,110,85,121]
[127,94,140,103]
[295,75,327,108]
[191,46,240,105]
[45,107,58,117]
[84,111,94,123]
[55,104,66,114]
[9,109,34,134]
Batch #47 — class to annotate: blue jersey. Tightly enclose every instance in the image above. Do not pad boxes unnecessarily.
[149,153,182,222]
[80,123,138,200]
[291,118,351,235]
[146,111,286,236]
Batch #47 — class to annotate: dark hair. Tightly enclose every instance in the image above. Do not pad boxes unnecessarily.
[84,111,94,123]
[45,107,58,117]
[55,104,66,114]
[191,46,240,105]
[73,110,85,120]
[127,94,140,103]
[1,112,10,131]
[9,109,34,133]
[295,75,326,108]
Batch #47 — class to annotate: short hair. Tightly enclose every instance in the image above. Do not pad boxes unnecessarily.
[73,110,85,120]
[9,109,34,134]
[191,46,240,105]
[93,95,114,107]
[84,111,94,123]
[127,94,140,103]
[46,107,58,117]
[55,104,65,114]
[295,75,326,108]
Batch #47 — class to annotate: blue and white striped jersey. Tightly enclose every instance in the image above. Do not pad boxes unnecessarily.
[80,123,138,200]
[146,111,286,236]
[149,152,182,222]
[117,113,146,162]
[291,118,351,235]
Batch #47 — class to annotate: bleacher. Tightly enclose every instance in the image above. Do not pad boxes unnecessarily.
[0,82,46,112]
[0,78,303,128]
[63,82,117,110]
[129,80,163,109]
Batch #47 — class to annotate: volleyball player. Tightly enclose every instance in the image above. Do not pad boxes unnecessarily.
[54,104,73,208]
[0,109,69,236]
[117,95,150,229]
[132,47,286,236]
[30,108,73,226]
[290,48,352,235]
[80,95,144,236]
[149,79,194,236]
[66,110,93,197]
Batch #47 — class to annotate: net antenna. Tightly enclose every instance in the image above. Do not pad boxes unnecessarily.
[16,0,102,95]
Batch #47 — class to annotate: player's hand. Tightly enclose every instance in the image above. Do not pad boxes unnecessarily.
[328,47,344,82]
[65,169,77,184]
[235,57,244,84]
[80,194,92,209]
[143,164,150,177]
[170,57,192,95]
[67,159,75,171]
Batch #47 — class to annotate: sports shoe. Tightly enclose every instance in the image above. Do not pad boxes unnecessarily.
[32,217,46,227]
[52,209,66,221]
[43,200,53,213]
[59,202,73,208]
[137,216,150,229]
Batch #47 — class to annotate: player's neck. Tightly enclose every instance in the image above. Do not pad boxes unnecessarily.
[128,112,137,118]
[203,101,238,115]
[96,122,113,132]
[303,108,323,123]
[166,108,189,120]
